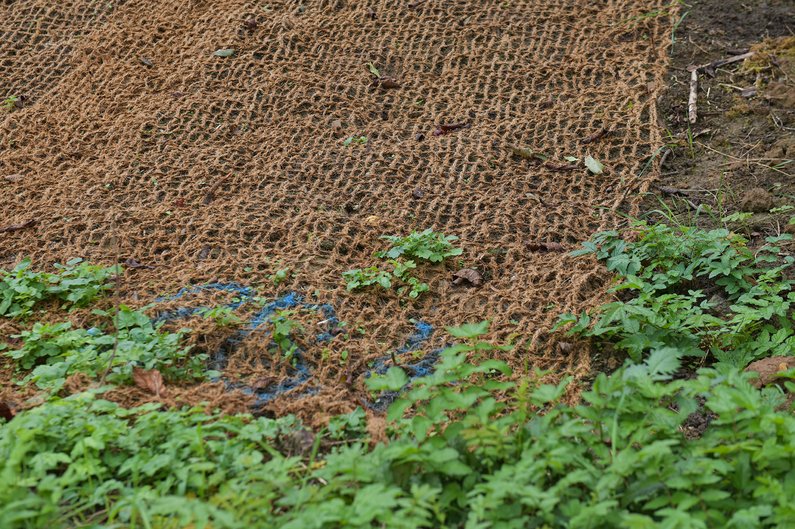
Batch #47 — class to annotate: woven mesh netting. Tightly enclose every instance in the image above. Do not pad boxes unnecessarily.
[0,0,672,418]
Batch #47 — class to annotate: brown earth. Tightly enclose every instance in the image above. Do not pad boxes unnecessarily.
[653,0,795,238]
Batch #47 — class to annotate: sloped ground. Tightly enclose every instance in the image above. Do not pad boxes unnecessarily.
[1,0,673,417]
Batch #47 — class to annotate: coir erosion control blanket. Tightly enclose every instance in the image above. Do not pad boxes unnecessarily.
[0,0,672,419]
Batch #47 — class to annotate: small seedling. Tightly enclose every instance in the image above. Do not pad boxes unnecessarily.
[343,135,368,146]
[196,306,242,327]
[270,310,303,359]
[344,230,461,299]
[269,268,290,286]
[2,95,18,111]
[378,229,463,263]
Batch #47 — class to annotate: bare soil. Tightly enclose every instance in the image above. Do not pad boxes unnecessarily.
[653,0,795,236]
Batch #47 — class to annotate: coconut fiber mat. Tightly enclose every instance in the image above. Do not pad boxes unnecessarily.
[0,0,672,422]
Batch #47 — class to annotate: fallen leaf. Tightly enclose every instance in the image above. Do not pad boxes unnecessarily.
[124,257,155,269]
[3,174,23,183]
[543,161,579,172]
[0,401,14,421]
[139,56,154,67]
[558,342,573,353]
[133,368,168,397]
[580,128,611,145]
[377,78,401,89]
[744,356,795,387]
[0,219,36,233]
[584,155,604,174]
[527,242,566,252]
[214,48,235,58]
[452,268,482,287]
[564,156,579,162]
[367,63,381,78]
[509,145,547,162]
[433,122,469,136]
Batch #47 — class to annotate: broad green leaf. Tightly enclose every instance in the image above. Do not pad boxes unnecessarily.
[445,321,489,339]
[366,367,408,392]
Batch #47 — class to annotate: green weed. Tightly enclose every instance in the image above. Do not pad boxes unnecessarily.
[2,95,18,111]
[196,306,242,327]
[344,230,459,299]
[2,323,794,528]
[557,221,795,367]
[0,258,120,319]
[6,306,207,392]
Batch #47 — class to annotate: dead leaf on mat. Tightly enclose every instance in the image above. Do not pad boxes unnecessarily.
[452,268,482,287]
[527,242,566,252]
[133,368,168,397]
[0,219,36,233]
[0,401,15,421]
[124,257,155,269]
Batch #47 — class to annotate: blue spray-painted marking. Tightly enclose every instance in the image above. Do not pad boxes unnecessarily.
[365,321,444,411]
[154,283,255,323]
[154,282,440,408]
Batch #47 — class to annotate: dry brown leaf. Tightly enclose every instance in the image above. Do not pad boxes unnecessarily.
[133,368,168,397]
[0,219,36,233]
[557,342,573,353]
[527,241,566,252]
[452,268,482,287]
[124,257,155,269]
[744,356,795,388]
[0,401,15,421]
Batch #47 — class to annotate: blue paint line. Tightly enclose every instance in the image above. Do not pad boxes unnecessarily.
[152,282,443,408]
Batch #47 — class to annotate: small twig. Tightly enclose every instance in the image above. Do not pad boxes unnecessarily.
[687,68,699,124]
[686,51,755,125]
[699,51,755,75]
[659,147,672,169]
[581,128,611,145]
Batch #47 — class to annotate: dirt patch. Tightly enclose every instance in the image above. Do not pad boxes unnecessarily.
[653,0,795,238]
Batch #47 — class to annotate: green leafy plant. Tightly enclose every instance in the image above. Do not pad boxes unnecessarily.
[196,306,242,327]
[270,309,303,359]
[6,306,206,392]
[342,135,368,146]
[344,230,459,299]
[377,229,463,263]
[2,95,19,111]
[269,267,290,286]
[343,265,393,291]
[0,258,120,318]
[3,326,794,528]
[556,222,795,367]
